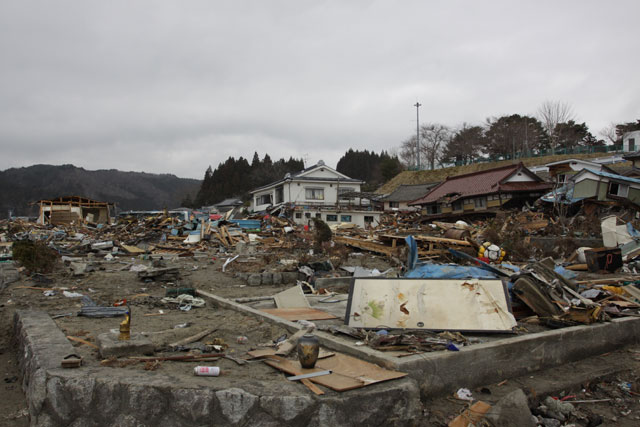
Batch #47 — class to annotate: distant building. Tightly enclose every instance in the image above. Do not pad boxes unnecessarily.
[623,130,640,152]
[410,163,551,216]
[249,160,381,228]
[379,183,438,211]
[35,196,114,225]
[214,198,244,213]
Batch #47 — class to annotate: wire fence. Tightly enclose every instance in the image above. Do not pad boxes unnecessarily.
[408,145,624,170]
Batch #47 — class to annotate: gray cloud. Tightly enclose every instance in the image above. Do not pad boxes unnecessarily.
[1,1,638,179]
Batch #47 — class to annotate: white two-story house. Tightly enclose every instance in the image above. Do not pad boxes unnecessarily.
[249,160,381,228]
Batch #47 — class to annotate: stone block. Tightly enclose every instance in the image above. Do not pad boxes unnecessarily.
[271,272,283,285]
[97,332,154,358]
[247,274,262,286]
[485,389,536,427]
[281,272,300,284]
[261,272,273,286]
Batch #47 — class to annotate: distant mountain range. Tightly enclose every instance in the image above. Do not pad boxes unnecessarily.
[0,164,201,219]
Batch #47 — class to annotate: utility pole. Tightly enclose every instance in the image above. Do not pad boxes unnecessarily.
[414,102,421,170]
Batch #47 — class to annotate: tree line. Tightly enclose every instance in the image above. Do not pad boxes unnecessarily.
[185,153,304,208]
[399,101,640,169]
[186,149,403,207]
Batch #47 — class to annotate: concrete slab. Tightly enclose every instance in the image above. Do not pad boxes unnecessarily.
[97,332,154,358]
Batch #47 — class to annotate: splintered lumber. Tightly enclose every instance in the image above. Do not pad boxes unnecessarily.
[129,353,225,362]
[276,327,314,356]
[66,336,99,349]
[412,235,472,246]
[169,328,217,348]
[333,236,396,256]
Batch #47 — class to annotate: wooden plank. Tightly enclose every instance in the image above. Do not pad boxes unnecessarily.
[263,353,407,392]
[121,244,145,254]
[261,308,337,321]
[333,236,395,256]
[314,353,407,386]
[448,401,492,427]
[566,263,588,271]
[300,378,325,395]
[263,356,364,391]
[623,285,640,301]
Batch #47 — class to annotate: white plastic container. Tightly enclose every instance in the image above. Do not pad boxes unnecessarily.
[194,366,220,376]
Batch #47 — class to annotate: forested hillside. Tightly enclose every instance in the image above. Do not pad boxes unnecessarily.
[0,164,201,218]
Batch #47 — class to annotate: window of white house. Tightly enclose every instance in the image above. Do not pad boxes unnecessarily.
[305,188,324,200]
[389,202,399,208]
[340,215,352,222]
[474,197,487,209]
[630,138,636,151]
[326,214,338,222]
[364,216,374,223]
[295,212,302,219]
[305,212,311,218]
[315,213,322,219]
[256,194,272,205]
[609,182,629,198]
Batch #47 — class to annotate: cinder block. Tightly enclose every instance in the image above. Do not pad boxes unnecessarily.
[97,333,154,358]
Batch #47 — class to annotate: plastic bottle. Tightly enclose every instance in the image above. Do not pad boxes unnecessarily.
[194,366,220,376]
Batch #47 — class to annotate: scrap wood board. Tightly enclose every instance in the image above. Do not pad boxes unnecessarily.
[260,308,337,321]
[345,278,516,332]
[262,353,406,392]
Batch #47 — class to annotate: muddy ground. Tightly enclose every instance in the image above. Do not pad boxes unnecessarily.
[1,251,640,426]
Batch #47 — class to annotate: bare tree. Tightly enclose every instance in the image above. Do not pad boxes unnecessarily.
[420,123,452,170]
[537,100,575,154]
[398,136,418,168]
[599,122,619,145]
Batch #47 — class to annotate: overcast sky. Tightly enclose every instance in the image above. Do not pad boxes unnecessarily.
[1,1,638,179]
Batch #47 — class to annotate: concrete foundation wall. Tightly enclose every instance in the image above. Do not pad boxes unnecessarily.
[14,310,421,427]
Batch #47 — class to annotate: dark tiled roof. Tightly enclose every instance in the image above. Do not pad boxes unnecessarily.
[410,163,549,205]
[381,183,439,202]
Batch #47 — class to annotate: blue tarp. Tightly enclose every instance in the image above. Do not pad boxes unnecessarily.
[405,236,418,271]
[540,184,586,205]
[405,264,500,279]
[228,219,262,230]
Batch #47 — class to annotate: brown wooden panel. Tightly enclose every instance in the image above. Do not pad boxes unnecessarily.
[260,308,337,321]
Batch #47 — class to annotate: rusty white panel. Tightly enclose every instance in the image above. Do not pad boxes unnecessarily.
[345,278,516,332]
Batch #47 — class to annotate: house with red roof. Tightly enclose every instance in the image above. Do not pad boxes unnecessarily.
[409,163,551,216]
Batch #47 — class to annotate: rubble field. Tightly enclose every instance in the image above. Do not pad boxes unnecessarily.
[2,205,640,426]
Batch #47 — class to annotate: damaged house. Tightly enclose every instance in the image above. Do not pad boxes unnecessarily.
[409,163,551,216]
[35,196,114,225]
[379,183,438,211]
[569,169,640,205]
[249,160,382,228]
